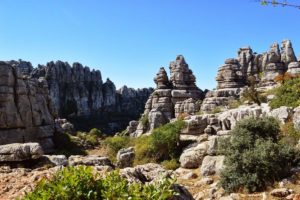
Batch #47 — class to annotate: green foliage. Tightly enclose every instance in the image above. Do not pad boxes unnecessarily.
[151,120,185,161]
[23,166,176,200]
[227,99,242,109]
[53,131,86,157]
[104,136,133,161]
[242,76,265,105]
[161,159,180,170]
[269,78,300,109]
[89,128,103,138]
[76,132,98,146]
[280,121,300,146]
[104,120,186,166]
[23,166,102,200]
[219,117,300,193]
[139,114,149,127]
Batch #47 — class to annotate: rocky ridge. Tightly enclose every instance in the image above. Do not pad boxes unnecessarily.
[0,60,152,153]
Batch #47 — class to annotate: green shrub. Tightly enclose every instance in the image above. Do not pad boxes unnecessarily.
[139,114,149,127]
[280,121,300,146]
[269,78,300,109]
[219,117,300,193]
[134,136,155,165]
[227,99,242,109]
[104,136,133,161]
[241,75,266,105]
[23,166,176,200]
[76,131,99,146]
[161,159,180,170]
[53,132,86,157]
[89,128,103,137]
[151,120,185,161]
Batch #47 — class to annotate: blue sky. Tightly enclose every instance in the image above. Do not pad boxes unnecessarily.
[0,0,299,90]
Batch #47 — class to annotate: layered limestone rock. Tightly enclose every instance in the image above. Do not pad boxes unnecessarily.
[130,55,204,136]
[202,40,300,112]
[30,61,152,133]
[0,62,56,152]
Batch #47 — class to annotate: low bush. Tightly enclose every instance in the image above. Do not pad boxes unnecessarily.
[151,120,185,161]
[53,132,86,157]
[104,120,186,166]
[23,166,176,200]
[161,159,180,170]
[280,121,300,146]
[89,128,103,138]
[269,77,300,109]
[76,132,98,146]
[218,117,300,193]
[139,114,149,127]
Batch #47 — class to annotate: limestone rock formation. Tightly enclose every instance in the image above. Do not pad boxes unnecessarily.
[0,62,56,152]
[0,143,43,162]
[202,39,300,112]
[130,55,204,136]
[200,155,225,176]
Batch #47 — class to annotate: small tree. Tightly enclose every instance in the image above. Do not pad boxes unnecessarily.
[242,76,263,105]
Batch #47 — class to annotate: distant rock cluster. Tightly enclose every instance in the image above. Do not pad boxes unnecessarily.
[202,39,300,112]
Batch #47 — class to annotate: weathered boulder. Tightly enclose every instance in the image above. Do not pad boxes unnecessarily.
[154,67,170,89]
[200,155,225,176]
[218,104,270,130]
[270,188,291,198]
[0,143,43,162]
[68,155,112,166]
[179,142,207,169]
[120,163,171,183]
[269,106,292,123]
[175,98,201,118]
[116,147,135,168]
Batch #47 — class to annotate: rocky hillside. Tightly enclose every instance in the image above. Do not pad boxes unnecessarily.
[0,60,152,153]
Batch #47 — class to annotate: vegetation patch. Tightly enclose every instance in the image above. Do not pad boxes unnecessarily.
[104,120,186,167]
[23,166,176,200]
[269,77,300,109]
[218,117,300,193]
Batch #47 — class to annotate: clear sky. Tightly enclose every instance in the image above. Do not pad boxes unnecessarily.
[0,0,299,90]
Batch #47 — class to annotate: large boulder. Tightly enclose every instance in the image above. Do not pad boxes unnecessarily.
[179,142,207,169]
[116,147,135,168]
[269,106,292,123]
[0,143,43,162]
[68,155,112,166]
[200,155,225,176]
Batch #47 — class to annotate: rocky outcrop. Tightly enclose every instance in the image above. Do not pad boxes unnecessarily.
[30,61,152,133]
[0,62,56,153]
[0,143,43,162]
[202,40,300,112]
[130,55,204,136]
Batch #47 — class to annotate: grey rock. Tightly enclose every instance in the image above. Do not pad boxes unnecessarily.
[179,142,207,169]
[43,155,68,166]
[181,172,198,180]
[269,106,292,123]
[200,155,225,176]
[287,62,300,75]
[116,147,135,168]
[0,143,43,162]
[68,155,112,166]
